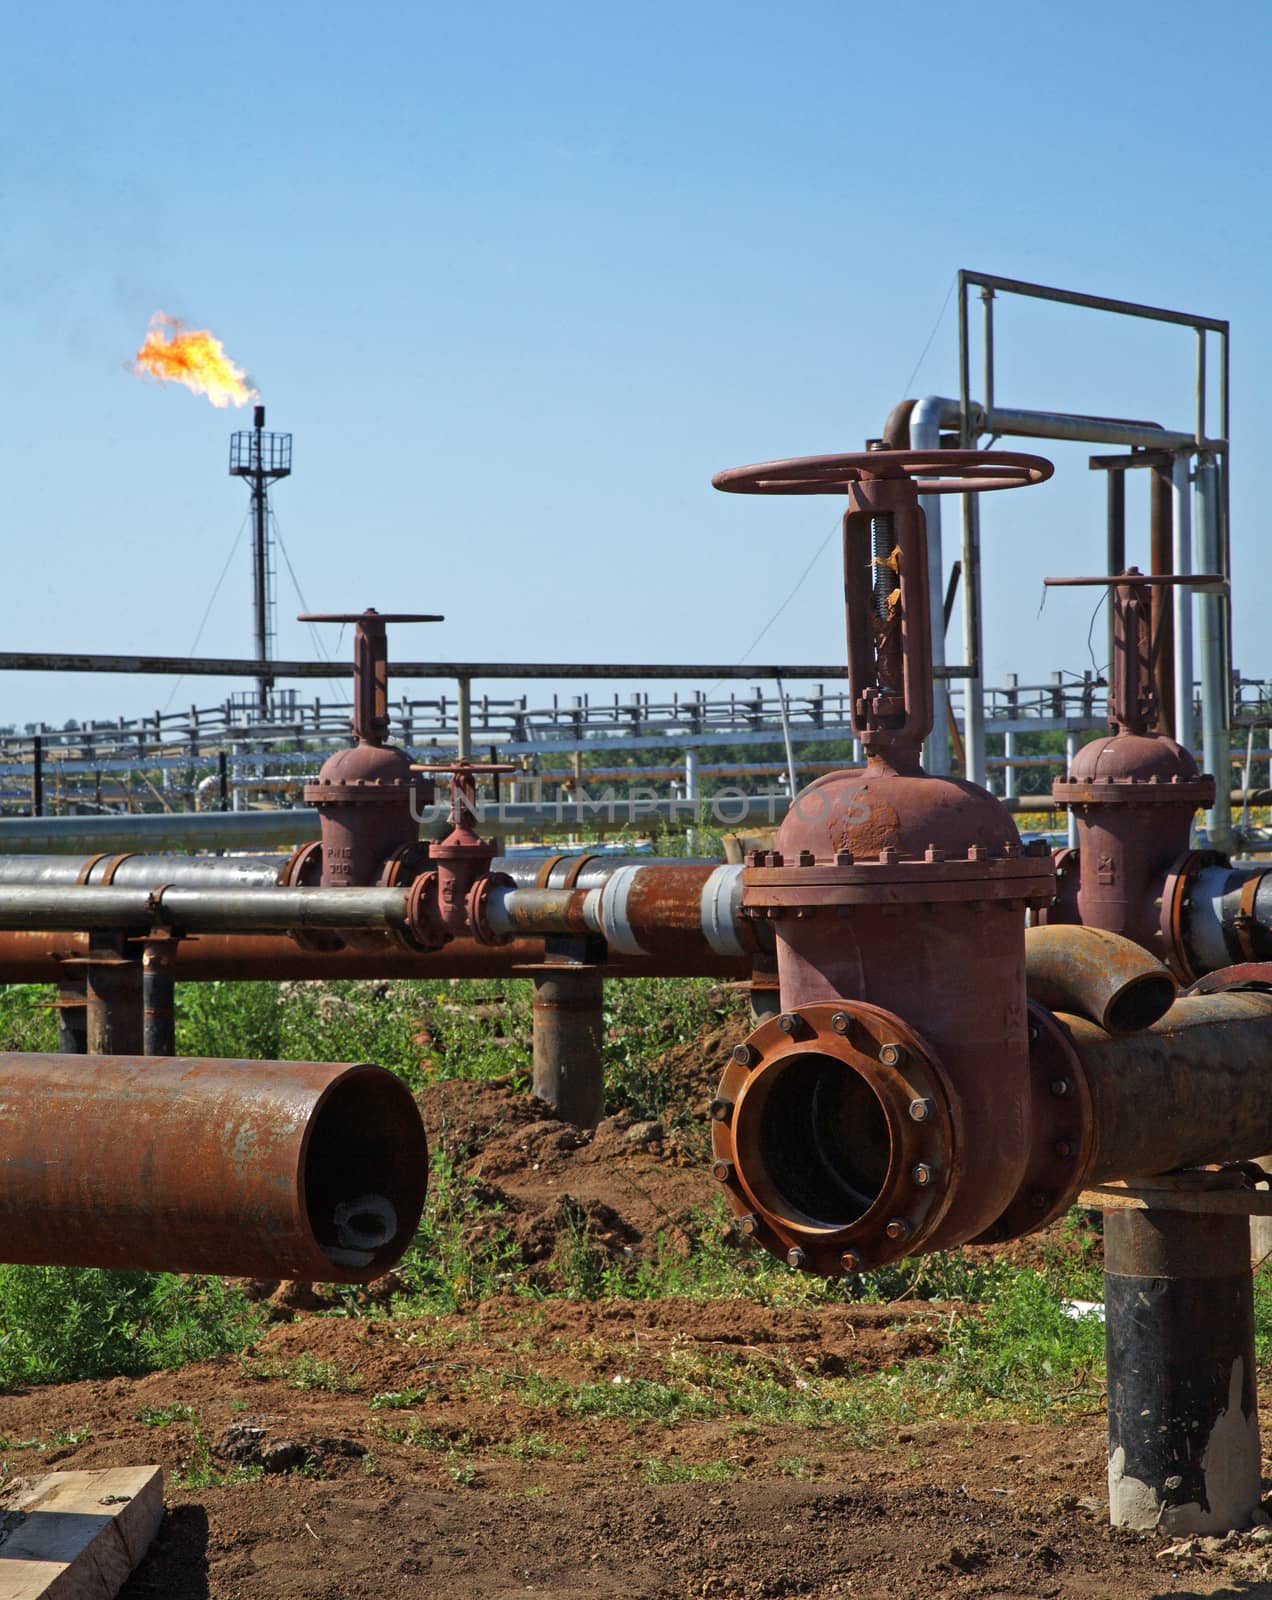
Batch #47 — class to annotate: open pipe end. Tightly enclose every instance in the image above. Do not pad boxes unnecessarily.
[304,1065,429,1281]
[709,1003,955,1276]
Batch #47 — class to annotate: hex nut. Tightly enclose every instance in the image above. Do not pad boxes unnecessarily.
[731,1043,757,1068]
[908,1097,935,1123]
[738,1212,760,1236]
[1054,1137,1076,1159]
[830,1011,852,1035]
[778,1013,798,1035]
[840,1250,863,1274]
[786,1246,807,1270]
[711,1159,734,1184]
[709,1098,733,1123]
[879,1042,907,1068]
[912,1163,934,1187]
[1049,1078,1071,1098]
[884,1218,912,1242]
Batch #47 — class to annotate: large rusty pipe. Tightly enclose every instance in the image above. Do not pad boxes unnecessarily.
[1024,925,1176,1033]
[1059,992,1272,1182]
[0,929,748,984]
[0,1053,427,1280]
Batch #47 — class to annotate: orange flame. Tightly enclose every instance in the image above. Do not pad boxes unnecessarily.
[133,313,256,408]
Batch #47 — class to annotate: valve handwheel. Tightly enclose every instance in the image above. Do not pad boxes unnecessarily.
[712,447,1053,497]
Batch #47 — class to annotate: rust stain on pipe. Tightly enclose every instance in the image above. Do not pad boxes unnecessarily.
[0,1052,427,1281]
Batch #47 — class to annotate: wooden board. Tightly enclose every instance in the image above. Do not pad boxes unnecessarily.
[0,1467,163,1600]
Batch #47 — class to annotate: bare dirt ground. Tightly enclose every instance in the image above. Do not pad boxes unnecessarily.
[1,1016,1268,1598]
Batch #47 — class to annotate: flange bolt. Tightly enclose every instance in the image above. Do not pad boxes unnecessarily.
[731,1043,757,1068]
[709,1098,733,1123]
[879,1042,908,1068]
[778,1013,799,1035]
[786,1246,807,1270]
[908,1097,935,1123]
[840,1250,864,1274]
[912,1163,934,1187]
[1050,1078,1071,1098]
[884,1218,912,1242]
[738,1213,760,1236]
[711,1159,734,1184]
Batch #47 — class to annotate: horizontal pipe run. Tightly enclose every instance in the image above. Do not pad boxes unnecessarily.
[0,653,845,682]
[1059,992,1272,1183]
[0,930,749,983]
[0,1054,427,1280]
[0,884,416,936]
[1025,925,1176,1033]
[481,865,751,959]
[0,853,289,888]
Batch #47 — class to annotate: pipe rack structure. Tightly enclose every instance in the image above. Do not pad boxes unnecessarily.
[3,273,1269,1543]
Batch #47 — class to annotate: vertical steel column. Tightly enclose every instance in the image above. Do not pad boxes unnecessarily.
[960,493,986,786]
[684,747,700,802]
[31,734,43,818]
[1105,1207,1261,1534]
[456,677,473,761]
[142,939,177,1057]
[1195,456,1232,850]
[85,937,144,1056]
[1003,730,1017,800]
[1107,470,1126,673]
[911,399,950,775]
[1150,463,1176,738]
[1172,452,1196,756]
[55,967,87,1054]
[532,964,604,1129]
[1065,731,1079,849]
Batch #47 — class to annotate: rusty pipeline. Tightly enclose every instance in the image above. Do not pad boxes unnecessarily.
[1059,991,1272,1186]
[0,929,749,984]
[0,1053,427,1280]
[473,864,753,961]
[1024,924,1176,1033]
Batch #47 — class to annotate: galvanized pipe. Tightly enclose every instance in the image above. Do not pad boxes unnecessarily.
[0,1053,427,1280]
[0,884,415,936]
[0,853,288,888]
[1024,925,1176,1033]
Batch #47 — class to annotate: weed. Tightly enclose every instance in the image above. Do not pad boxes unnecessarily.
[138,1403,198,1428]
[370,1387,431,1410]
[239,1352,359,1392]
[640,1456,739,1485]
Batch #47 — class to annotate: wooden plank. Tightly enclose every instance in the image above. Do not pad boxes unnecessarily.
[1080,1185,1272,1217]
[0,1467,163,1600]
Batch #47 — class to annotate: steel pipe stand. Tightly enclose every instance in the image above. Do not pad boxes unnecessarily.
[1104,1180,1265,1535]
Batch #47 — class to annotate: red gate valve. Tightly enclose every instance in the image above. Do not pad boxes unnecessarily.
[714,447,1052,763]
[407,760,517,945]
[297,609,443,888]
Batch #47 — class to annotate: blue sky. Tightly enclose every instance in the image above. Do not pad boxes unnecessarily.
[2,0,1268,730]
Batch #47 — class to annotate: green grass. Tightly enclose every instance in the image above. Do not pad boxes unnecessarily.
[0,1266,264,1389]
